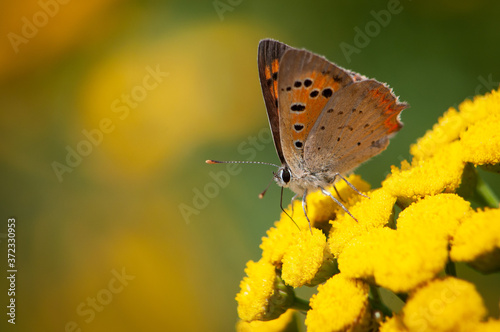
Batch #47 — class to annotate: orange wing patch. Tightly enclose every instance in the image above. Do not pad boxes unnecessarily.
[368,87,404,134]
[265,60,281,109]
[264,65,272,80]
[271,59,280,103]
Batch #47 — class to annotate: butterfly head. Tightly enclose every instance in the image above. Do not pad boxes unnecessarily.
[274,165,292,188]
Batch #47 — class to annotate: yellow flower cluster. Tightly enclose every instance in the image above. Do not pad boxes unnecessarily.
[235,88,500,331]
[235,259,295,322]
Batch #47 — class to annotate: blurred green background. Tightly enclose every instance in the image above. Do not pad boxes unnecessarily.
[1,0,499,331]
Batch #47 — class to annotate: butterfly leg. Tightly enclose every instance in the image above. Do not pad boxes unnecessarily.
[301,189,313,234]
[332,184,344,202]
[321,187,359,222]
[332,173,369,198]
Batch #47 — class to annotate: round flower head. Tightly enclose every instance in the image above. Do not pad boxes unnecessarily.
[305,274,371,332]
[281,227,338,288]
[402,277,486,332]
[451,208,500,273]
[236,259,295,321]
[328,187,396,258]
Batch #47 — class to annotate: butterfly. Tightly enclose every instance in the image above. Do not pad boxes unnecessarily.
[208,39,407,229]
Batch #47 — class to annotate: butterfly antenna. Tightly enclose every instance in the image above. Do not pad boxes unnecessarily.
[206,160,280,168]
[208,159,300,229]
[207,159,281,199]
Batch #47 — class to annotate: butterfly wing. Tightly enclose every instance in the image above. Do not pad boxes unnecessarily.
[304,79,408,175]
[258,39,291,164]
[276,49,355,177]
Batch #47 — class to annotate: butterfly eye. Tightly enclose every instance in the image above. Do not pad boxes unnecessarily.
[281,168,291,184]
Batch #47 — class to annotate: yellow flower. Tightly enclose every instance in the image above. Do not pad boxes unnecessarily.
[458,88,500,124]
[460,112,500,166]
[328,187,396,258]
[402,277,486,332]
[383,141,465,205]
[396,193,472,241]
[236,309,299,332]
[305,274,371,332]
[236,259,295,321]
[260,217,306,267]
[451,207,500,273]
[410,106,466,160]
[341,227,439,293]
[410,89,500,161]
[236,87,500,330]
[281,228,337,288]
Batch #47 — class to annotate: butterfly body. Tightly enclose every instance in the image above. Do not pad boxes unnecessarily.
[258,39,407,205]
[274,164,334,197]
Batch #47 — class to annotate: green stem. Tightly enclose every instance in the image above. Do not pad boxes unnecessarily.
[369,285,393,317]
[291,296,310,312]
[475,176,499,208]
[445,260,457,277]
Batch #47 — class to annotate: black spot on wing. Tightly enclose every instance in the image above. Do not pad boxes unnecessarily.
[294,124,304,132]
[291,103,306,112]
[322,88,333,98]
[310,90,319,98]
